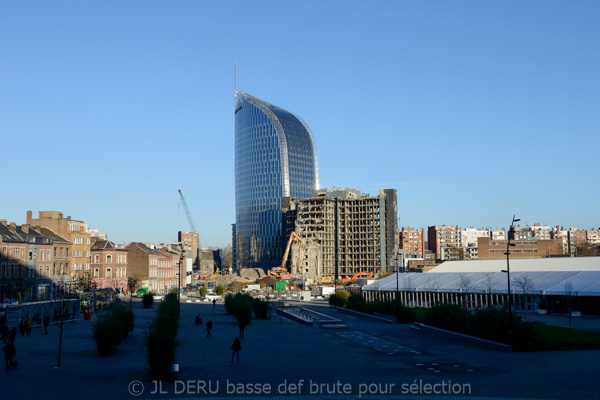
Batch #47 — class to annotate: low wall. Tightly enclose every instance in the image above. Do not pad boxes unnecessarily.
[413,322,512,352]
[275,308,313,325]
[336,307,395,324]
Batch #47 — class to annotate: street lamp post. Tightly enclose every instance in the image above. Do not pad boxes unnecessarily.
[178,253,184,316]
[503,215,520,335]
[395,252,401,324]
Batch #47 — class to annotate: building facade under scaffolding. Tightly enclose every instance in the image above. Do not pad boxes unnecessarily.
[283,187,398,281]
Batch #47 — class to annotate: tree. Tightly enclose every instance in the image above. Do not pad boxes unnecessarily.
[215,285,225,296]
[221,245,233,273]
[127,273,144,309]
[513,274,536,319]
[574,243,600,257]
[457,274,475,308]
[479,272,496,308]
[71,271,98,293]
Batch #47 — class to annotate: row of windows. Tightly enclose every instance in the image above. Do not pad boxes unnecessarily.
[92,254,127,264]
[93,267,126,279]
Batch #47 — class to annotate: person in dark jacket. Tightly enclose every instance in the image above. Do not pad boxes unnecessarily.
[238,319,246,339]
[205,320,213,338]
[3,340,16,371]
[230,337,241,363]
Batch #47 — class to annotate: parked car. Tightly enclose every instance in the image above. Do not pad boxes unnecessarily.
[204,293,222,302]
[153,294,164,301]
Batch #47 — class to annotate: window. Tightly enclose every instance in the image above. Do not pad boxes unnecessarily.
[94,255,100,263]
[94,268,99,278]
[39,250,44,261]
[66,248,69,257]
[39,266,44,277]
[106,255,112,264]
[106,268,112,278]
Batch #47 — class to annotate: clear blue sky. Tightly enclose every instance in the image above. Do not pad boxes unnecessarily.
[1,1,599,247]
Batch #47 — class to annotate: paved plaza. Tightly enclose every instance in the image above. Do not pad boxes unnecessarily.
[1,297,599,400]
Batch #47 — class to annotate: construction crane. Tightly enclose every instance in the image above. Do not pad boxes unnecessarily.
[178,189,198,234]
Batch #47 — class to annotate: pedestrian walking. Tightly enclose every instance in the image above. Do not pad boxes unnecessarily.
[230,337,241,363]
[205,320,213,338]
[18,319,25,337]
[238,319,246,339]
[195,314,203,326]
[26,318,33,336]
[1,325,8,343]
[3,340,16,371]
[43,316,49,335]
[212,299,216,309]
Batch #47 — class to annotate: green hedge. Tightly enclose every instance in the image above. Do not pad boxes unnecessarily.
[224,292,253,325]
[253,298,270,320]
[146,293,179,380]
[345,294,416,323]
[142,293,154,308]
[92,304,135,356]
[423,304,544,351]
[328,290,350,307]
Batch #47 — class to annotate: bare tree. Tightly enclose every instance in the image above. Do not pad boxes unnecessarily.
[127,272,144,309]
[458,274,475,308]
[479,272,496,308]
[71,271,97,293]
[402,276,414,292]
[513,274,536,319]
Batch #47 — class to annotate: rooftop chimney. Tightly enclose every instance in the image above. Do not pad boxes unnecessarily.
[9,222,17,232]
[21,224,29,234]
[26,210,32,224]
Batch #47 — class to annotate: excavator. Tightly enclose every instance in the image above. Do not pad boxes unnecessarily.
[268,232,302,282]
[341,271,374,284]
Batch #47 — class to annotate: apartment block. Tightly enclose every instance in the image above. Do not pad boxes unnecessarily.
[38,228,72,278]
[399,227,425,258]
[291,188,397,281]
[178,231,200,266]
[91,240,128,291]
[26,211,92,276]
[125,242,159,291]
[428,225,460,260]
[460,228,490,248]
[0,221,28,285]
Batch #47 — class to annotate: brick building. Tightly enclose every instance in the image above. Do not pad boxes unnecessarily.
[125,242,159,292]
[399,227,425,258]
[178,231,200,266]
[91,240,128,291]
[26,211,92,277]
[0,221,29,301]
[477,237,563,260]
[428,225,461,260]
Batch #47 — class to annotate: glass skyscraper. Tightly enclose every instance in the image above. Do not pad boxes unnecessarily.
[234,90,319,270]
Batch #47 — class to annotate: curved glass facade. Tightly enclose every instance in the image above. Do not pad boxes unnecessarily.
[235,91,319,269]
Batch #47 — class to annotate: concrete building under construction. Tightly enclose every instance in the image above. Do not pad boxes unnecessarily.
[283,188,398,282]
